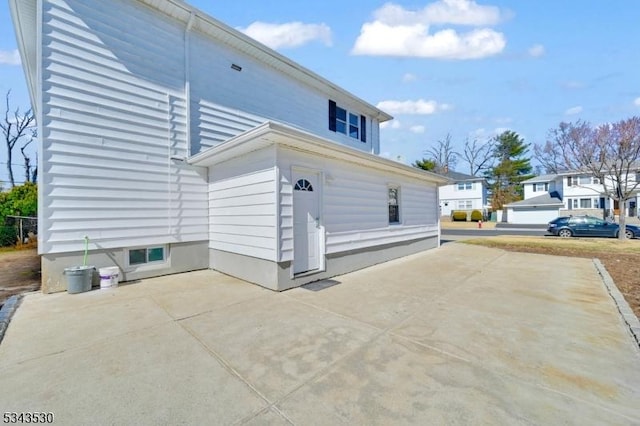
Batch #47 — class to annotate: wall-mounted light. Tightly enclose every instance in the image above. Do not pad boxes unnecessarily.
[231,63,242,72]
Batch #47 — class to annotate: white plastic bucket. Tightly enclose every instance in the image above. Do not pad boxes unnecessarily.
[99,266,120,289]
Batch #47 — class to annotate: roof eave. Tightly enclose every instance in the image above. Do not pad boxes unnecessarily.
[139,0,392,122]
[188,122,449,185]
[8,0,38,116]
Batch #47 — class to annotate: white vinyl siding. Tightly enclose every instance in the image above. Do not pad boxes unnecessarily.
[208,147,278,261]
[277,147,438,261]
[40,0,208,254]
[189,32,378,155]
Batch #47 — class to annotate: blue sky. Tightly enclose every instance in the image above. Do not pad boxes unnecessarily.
[1,0,640,180]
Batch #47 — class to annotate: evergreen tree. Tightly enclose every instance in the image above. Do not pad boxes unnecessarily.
[487,131,533,210]
[412,158,437,172]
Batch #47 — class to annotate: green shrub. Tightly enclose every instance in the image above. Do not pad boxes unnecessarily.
[0,183,37,218]
[451,211,468,221]
[0,184,38,247]
[0,225,17,247]
[470,210,483,222]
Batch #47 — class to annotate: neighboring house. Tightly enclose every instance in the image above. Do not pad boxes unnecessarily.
[10,0,447,292]
[505,172,639,224]
[438,171,489,217]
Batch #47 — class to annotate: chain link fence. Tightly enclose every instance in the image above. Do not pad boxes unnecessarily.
[1,216,38,247]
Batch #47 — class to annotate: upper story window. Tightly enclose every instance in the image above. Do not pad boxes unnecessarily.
[329,100,366,143]
[457,182,473,190]
[533,183,548,192]
[568,175,598,186]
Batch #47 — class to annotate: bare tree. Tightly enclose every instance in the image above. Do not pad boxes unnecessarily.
[426,133,457,173]
[549,118,640,240]
[0,90,36,187]
[460,137,494,176]
[20,129,37,183]
[533,140,564,174]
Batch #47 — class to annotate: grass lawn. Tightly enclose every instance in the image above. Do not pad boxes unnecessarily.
[463,236,640,319]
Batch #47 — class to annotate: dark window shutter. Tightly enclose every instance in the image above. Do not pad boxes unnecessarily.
[533,185,537,192]
[545,183,549,191]
[328,100,337,132]
[360,115,367,142]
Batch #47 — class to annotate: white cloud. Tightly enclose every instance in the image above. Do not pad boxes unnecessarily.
[565,106,583,115]
[351,1,507,59]
[528,44,545,57]
[352,23,505,59]
[380,119,402,130]
[0,49,21,66]
[239,22,332,49]
[634,97,640,106]
[373,1,503,26]
[410,125,426,134]
[402,73,418,82]
[377,99,449,115]
[471,127,511,138]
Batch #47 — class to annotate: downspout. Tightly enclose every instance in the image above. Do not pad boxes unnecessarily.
[167,93,172,235]
[185,11,195,157]
[36,0,45,252]
[168,13,196,236]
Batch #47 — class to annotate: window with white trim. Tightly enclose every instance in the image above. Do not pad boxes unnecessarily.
[579,198,592,208]
[457,200,473,209]
[328,100,367,142]
[578,175,592,185]
[128,246,166,266]
[388,186,400,224]
[533,183,548,192]
[457,182,472,190]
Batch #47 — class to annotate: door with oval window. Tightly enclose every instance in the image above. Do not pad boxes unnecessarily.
[292,172,320,274]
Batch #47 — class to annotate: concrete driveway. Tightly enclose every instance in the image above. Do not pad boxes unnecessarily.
[1,244,639,425]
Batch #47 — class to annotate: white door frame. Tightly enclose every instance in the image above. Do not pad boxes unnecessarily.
[291,166,325,276]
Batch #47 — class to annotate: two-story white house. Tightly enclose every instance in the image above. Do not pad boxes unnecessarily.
[10,0,447,292]
[438,171,489,218]
[504,171,639,224]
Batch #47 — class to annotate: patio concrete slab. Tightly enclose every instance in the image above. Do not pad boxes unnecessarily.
[181,294,379,402]
[1,243,639,425]
[1,321,267,424]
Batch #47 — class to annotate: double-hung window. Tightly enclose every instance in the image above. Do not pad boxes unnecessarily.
[533,183,548,192]
[329,100,367,143]
[579,198,592,208]
[578,175,592,185]
[457,200,473,209]
[457,182,472,190]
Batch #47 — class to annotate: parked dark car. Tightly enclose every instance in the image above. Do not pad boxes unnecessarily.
[547,215,640,239]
